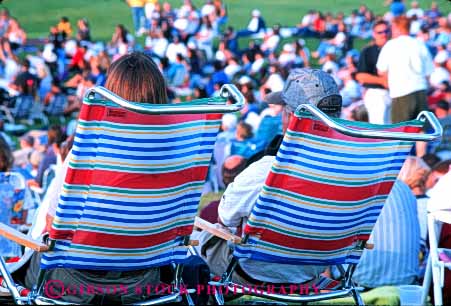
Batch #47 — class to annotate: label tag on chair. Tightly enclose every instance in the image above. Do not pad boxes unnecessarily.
[107,109,127,118]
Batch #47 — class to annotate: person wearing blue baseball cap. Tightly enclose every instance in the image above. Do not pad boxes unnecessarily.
[195,68,342,285]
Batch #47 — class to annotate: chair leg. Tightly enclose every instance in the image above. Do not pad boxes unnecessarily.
[182,291,195,306]
[422,254,432,305]
[213,289,225,305]
[350,288,365,306]
[432,265,443,306]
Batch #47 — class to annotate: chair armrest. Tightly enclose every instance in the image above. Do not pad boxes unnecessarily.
[365,243,374,250]
[29,185,44,194]
[194,217,242,244]
[0,223,49,252]
[188,240,199,246]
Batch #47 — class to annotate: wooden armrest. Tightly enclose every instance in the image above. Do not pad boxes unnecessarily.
[194,217,242,244]
[188,240,199,246]
[365,243,374,250]
[29,185,44,194]
[0,223,49,252]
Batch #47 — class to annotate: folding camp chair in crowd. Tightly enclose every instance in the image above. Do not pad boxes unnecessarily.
[0,95,48,132]
[196,104,442,305]
[44,94,68,124]
[0,84,244,305]
[0,172,26,258]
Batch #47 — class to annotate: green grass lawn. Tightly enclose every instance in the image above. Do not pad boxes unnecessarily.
[2,0,442,42]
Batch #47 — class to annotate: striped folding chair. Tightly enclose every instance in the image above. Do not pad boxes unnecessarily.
[196,104,442,305]
[0,84,244,305]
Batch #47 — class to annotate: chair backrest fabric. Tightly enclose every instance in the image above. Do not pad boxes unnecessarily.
[234,113,423,266]
[42,98,222,270]
[13,95,33,120]
[45,94,67,116]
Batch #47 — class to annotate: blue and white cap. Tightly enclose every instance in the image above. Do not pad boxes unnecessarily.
[264,68,342,117]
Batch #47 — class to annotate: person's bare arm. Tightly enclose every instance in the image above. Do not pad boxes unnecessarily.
[355,72,388,88]
[64,73,82,88]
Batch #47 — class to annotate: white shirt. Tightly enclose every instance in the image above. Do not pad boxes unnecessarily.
[224,63,241,79]
[218,156,326,283]
[250,58,265,74]
[261,34,280,52]
[3,58,20,83]
[201,3,215,17]
[215,50,226,62]
[406,8,424,18]
[247,17,259,32]
[165,42,187,63]
[264,73,284,92]
[278,52,296,66]
[376,35,433,98]
[145,37,168,58]
[333,32,346,47]
[430,66,450,88]
[322,60,339,76]
[428,171,451,212]
[301,14,313,27]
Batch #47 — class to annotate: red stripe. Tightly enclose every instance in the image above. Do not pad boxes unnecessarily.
[267,172,395,201]
[65,166,209,189]
[69,226,193,248]
[290,117,422,143]
[79,103,222,125]
[245,227,369,251]
[50,229,74,240]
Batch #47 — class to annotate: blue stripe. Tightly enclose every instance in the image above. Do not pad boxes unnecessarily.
[61,199,198,216]
[278,147,408,168]
[255,196,384,219]
[55,208,198,224]
[275,155,403,175]
[60,192,201,208]
[73,140,216,153]
[71,148,213,160]
[42,254,187,270]
[281,140,409,159]
[250,210,379,231]
[75,132,217,143]
[234,248,348,265]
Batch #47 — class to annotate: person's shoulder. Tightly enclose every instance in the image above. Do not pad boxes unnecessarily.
[391,180,416,200]
[360,43,377,54]
[236,155,274,181]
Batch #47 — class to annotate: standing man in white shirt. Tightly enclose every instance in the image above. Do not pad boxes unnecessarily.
[376,16,434,123]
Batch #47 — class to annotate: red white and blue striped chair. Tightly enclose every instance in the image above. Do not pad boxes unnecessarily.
[0,84,244,305]
[196,104,442,305]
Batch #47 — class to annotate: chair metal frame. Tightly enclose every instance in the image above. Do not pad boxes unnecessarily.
[198,104,442,306]
[422,210,451,306]
[0,84,244,305]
